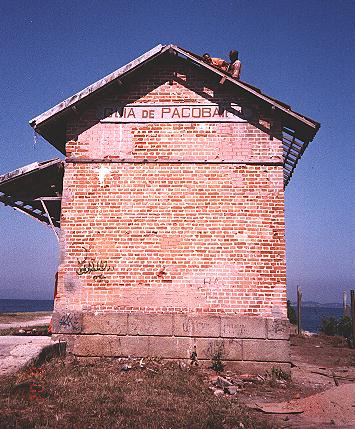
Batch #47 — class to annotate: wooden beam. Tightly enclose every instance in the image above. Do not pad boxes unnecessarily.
[66,157,283,166]
[34,196,62,201]
[0,193,60,227]
[297,286,302,335]
[351,290,355,349]
[40,199,60,241]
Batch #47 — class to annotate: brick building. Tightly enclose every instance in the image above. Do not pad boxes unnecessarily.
[0,45,320,371]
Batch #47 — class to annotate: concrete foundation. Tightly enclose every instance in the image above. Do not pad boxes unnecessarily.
[52,312,290,372]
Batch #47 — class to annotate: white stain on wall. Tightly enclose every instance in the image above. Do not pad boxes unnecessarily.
[95,165,111,185]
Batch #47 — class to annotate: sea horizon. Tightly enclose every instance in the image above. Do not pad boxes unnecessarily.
[0,298,54,313]
[0,299,346,333]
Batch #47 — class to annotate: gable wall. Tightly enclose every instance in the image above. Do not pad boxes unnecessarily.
[65,58,282,162]
[56,57,286,325]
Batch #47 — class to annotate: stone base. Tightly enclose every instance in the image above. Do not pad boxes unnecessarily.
[52,312,290,373]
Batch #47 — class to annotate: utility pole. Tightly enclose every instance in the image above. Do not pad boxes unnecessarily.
[297,285,302,335]
[343,290,350,317]
[351,290,355,349]
[343,291,347,316]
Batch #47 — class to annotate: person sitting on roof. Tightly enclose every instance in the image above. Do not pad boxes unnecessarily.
[228,50,241,79]
[202,53,229,72]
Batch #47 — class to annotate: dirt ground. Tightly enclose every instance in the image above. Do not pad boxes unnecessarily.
[233,334,355,428]
[0,358,273,429]
[0,313,51,332]
[0,313,52,325]
[0,315,354,428]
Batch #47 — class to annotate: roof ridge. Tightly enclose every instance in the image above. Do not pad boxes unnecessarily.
[29,43,320,186]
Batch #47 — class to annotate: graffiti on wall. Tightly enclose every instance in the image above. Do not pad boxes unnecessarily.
[59,312,81,330]
[76,247,114,282]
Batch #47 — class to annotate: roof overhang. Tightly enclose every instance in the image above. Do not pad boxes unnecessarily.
[29,44,320,186]
[0,159,64,228]
[29,44,169,153]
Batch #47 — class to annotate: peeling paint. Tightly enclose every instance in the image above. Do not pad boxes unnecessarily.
[95,165,111,185]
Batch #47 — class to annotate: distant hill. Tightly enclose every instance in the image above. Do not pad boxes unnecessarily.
[290,301,343,308]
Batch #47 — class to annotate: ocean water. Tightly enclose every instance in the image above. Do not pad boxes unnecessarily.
[0,300,345,333]
[297,306,344,333]
[0,299,54,313]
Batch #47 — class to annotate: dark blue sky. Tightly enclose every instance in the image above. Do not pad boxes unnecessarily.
[0,0,353,302]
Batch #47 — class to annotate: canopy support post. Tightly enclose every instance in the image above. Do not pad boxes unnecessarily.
[40,199,60,242]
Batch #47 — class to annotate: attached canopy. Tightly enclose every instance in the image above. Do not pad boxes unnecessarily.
[0,159,63,228]
[29,44,320,186]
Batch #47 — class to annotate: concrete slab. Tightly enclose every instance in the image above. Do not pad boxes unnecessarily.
[266,318,290,340]
[243,339,290,362]
[220,316,267,339]
[128,314,173,336]
[0,336,62,376]
[82,313,128,335]
[72,334,150,357]
[173,314,221,337]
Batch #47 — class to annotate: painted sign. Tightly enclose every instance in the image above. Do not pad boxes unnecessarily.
[98,103,252,123]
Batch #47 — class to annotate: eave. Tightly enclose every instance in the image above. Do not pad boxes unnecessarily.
[29,44,320,186]
[0,159,64,228]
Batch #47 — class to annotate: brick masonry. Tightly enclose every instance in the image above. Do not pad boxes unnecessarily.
[53,55,289,369]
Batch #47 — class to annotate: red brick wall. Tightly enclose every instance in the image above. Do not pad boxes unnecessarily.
[57,57,286,318]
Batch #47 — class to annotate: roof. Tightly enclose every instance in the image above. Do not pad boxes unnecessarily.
[0,159,63,227]
[29,44,320,186]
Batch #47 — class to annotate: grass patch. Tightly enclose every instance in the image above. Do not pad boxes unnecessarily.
[0,358,273,428]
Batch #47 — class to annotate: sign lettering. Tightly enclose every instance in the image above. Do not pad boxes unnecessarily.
[98,103,252,123]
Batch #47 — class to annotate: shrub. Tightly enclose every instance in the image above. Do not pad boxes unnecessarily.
[287,300,297,325]
[206,342,225,373]
[320,317,338,336]
[211,350,224,373]
[320,316,352,342]
[270,366,291,381]
[337,316,352,339]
